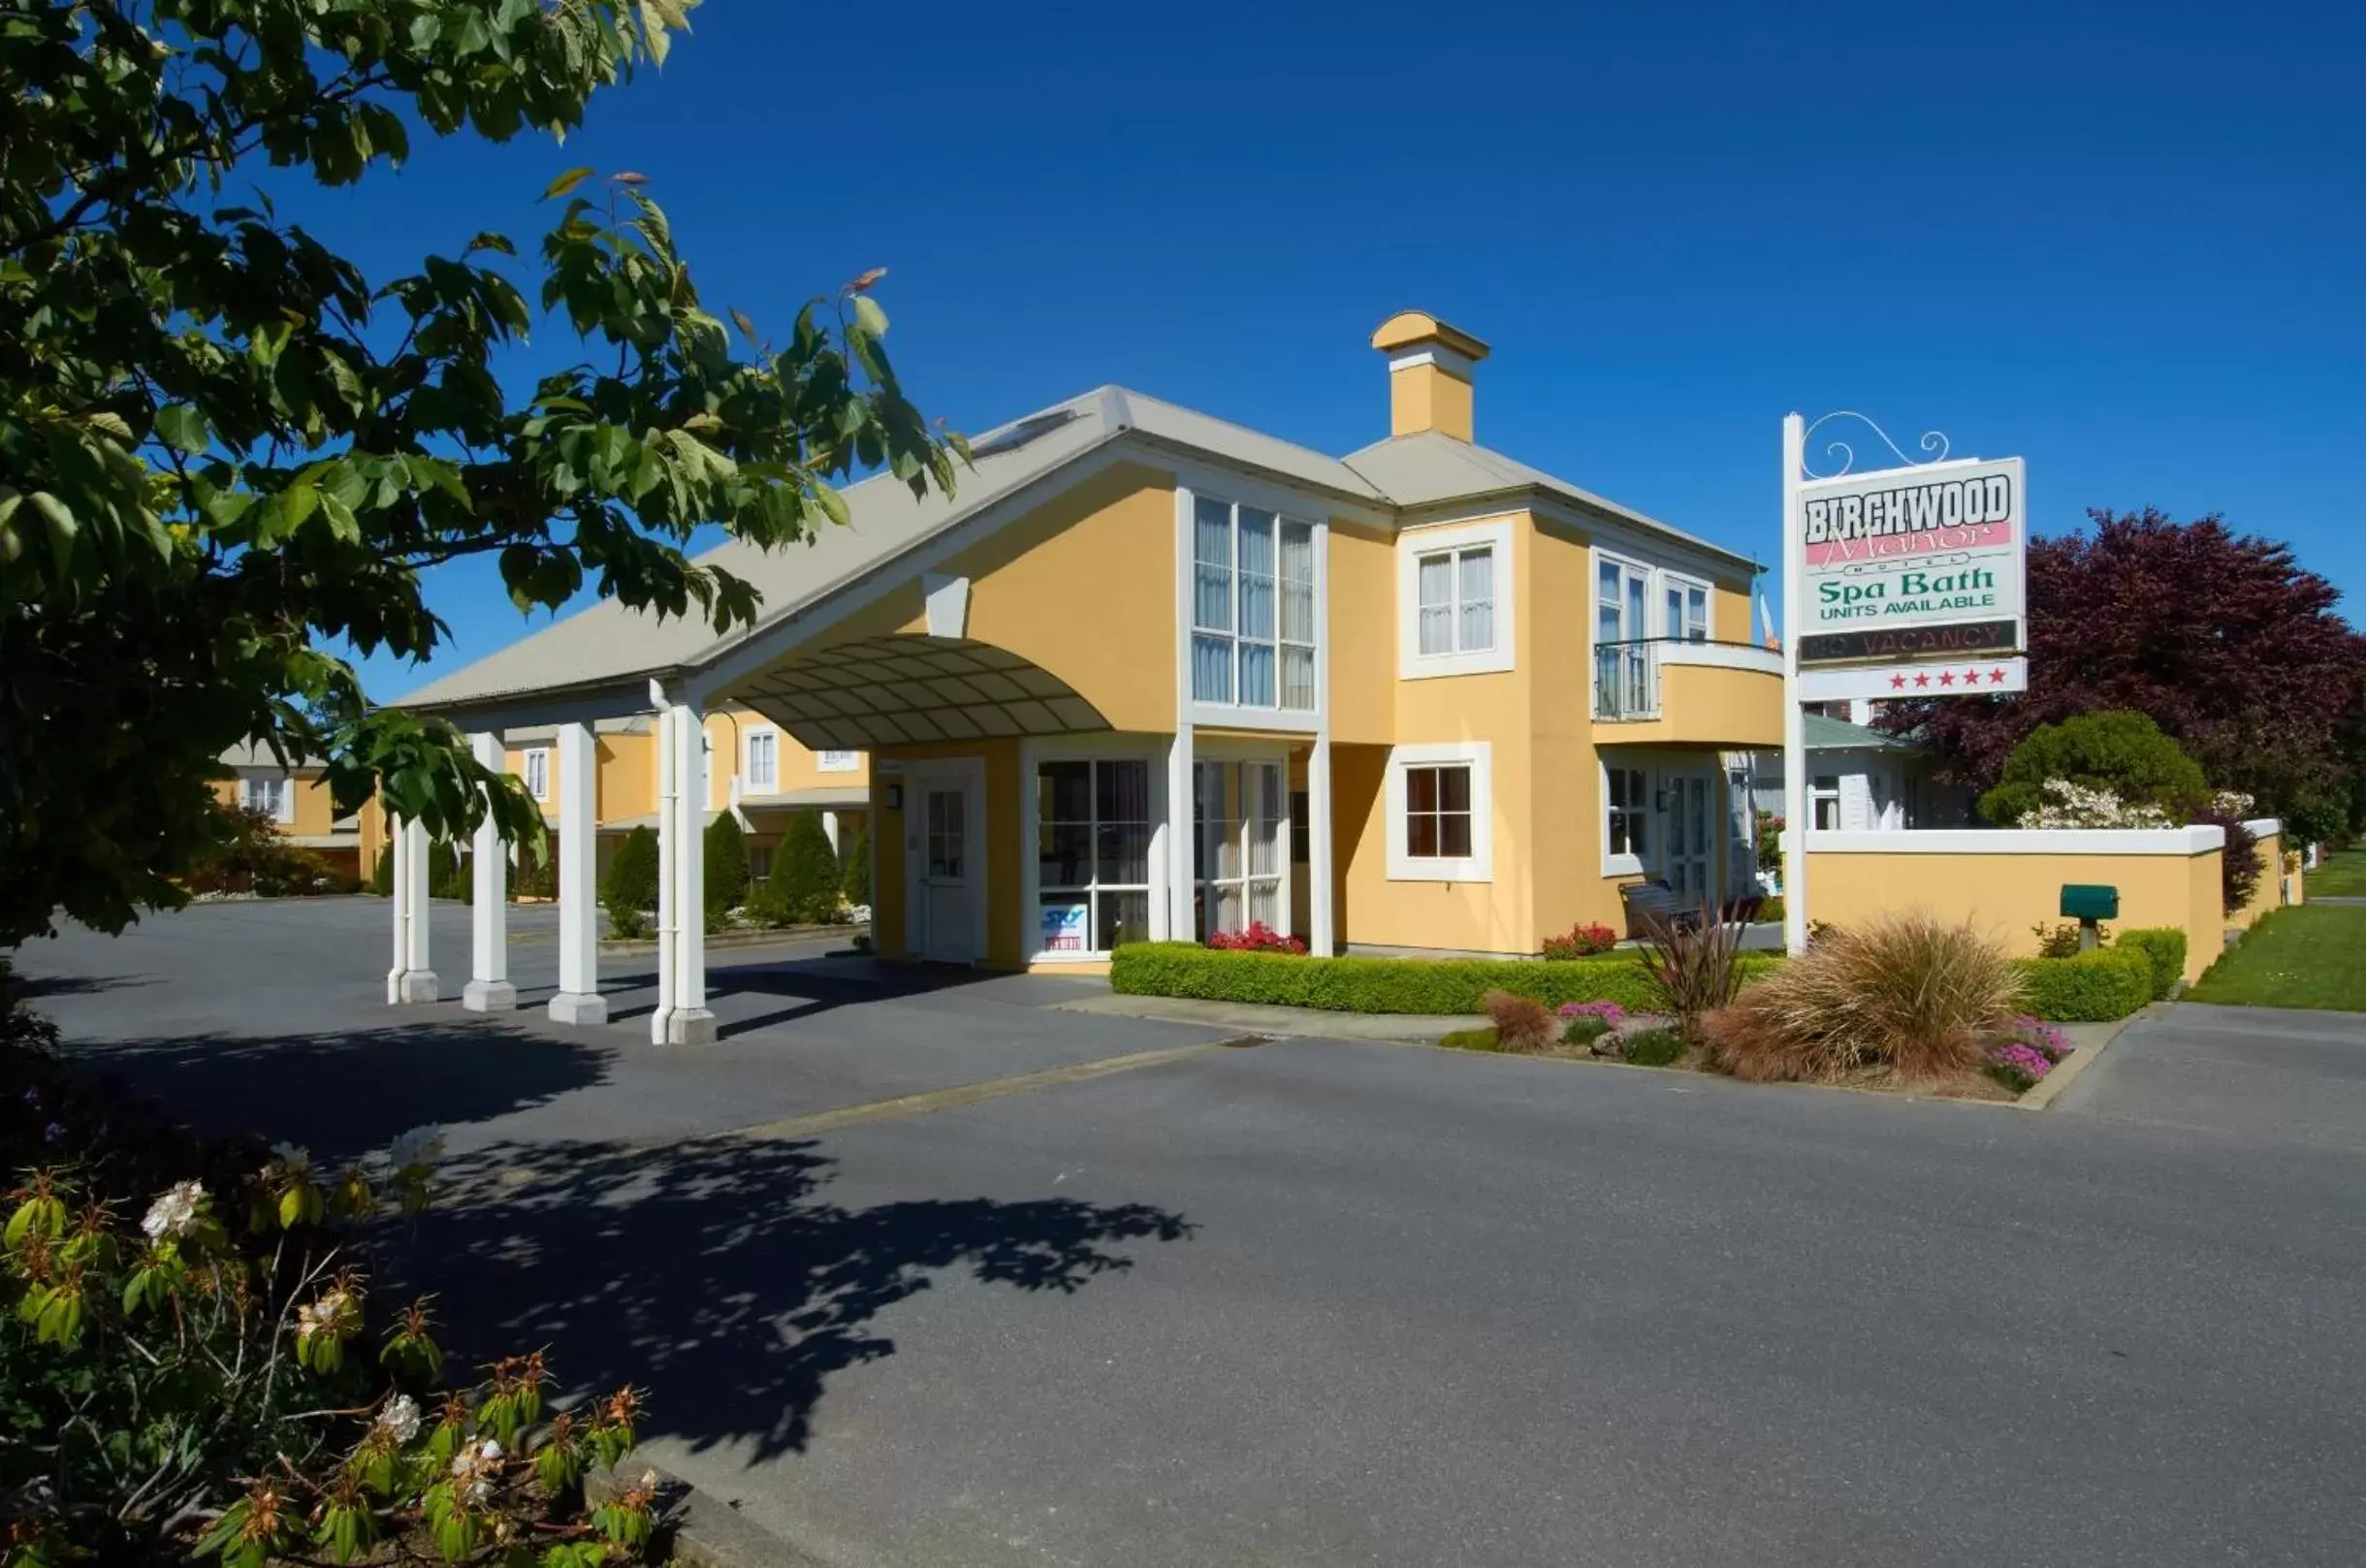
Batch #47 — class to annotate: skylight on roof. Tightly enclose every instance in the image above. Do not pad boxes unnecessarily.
[968,407,1082,459]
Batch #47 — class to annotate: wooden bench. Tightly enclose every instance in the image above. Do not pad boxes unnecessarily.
[1618,879,1702,941]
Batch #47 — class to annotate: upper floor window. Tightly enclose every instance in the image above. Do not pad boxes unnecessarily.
[240,776,294,822]
[1418,546,1495,656]
[521,748,551,802]
[1192,496,1317,712]
[1664,577,1711,642]
[816,749,860,774]
[1399,521,1515,679]
[745,729,778,791]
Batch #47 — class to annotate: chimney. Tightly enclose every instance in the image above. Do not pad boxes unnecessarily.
[1371,310,1490,442]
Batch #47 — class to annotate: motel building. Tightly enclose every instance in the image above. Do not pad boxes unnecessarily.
[385,311,1812,1039]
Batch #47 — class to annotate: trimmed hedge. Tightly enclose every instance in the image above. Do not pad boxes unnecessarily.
[1109,943,1785,1016]
[2114,928,2187,1002]
[2012,946,2153,1022]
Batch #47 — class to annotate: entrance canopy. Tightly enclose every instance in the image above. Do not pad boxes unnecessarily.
[731,635,1112,752]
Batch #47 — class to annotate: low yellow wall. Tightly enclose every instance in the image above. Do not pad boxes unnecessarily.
[2229,829,2284,930]
[1806,837,2224,983]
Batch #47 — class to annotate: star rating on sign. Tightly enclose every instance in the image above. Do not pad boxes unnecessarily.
[1912,672,1932,688]
[1937,670,1957,687]
[1990,667,2007,684]
[1889,674,1907,690]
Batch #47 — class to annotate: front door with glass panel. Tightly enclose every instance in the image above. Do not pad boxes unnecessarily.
[1661,772,1714,905]
[911,766,981,963]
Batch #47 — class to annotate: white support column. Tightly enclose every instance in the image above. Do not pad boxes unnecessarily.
[666,692,715,1044]
[1166,725,1196,942]
[386,812,409,1005]
[1308,733,1335,957]
[547,720,607,1025]
[651,701,679,1045]
[462,731,517,1013]
[392,816,438,1002]
[1780,411,1810,957]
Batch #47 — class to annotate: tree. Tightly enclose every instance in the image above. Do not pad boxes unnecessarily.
[0,0,961,947]
[774,810,842,923]
[703,814,747,921]
[1879,510,2366,841]
[1977,711,2210,826]
[842,826,871,906]
[601,824,657,940]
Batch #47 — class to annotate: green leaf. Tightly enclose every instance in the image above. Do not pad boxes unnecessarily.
[543,166,597,202]
[812,480,850,528]
[852,295,889,338]
[155,404,209,454]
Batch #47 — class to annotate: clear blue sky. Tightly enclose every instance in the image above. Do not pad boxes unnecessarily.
[292,0,2365,700]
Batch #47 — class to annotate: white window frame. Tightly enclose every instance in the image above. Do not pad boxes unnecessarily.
[1193,754,1292,939]
[1187,494,1320,719]
[1035,753,1159,958]
[816,749,860,774]
[1398,520,1515,679]
[1811,774,1843,833]
[1661,571,1713,642]
[240,774,296,824]
[743,727,780,793]
[521,748,551,803]
[1385,742,1492,882]
[1602,762,1648,878]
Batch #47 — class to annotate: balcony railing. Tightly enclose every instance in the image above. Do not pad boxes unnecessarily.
[1592,637,1780,721]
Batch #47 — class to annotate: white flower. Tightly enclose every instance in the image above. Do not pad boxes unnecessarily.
[449,1438,503,1503]
[141,1180,205,1240]
[269,1141,313,1176]
[375,1394,422,1446]
[295,1288,351,1341]
[2018,778,2175,830]
[384,1125,446,1171]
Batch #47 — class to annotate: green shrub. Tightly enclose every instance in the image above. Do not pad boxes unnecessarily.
[704,815,749,921]
[368,844,394,895]
[1756,894,1784,925]
[1978,710,2209,825]
[603,824,659,938]
[2114,927,2188,1001]
[1622,1027,1684,1068]
[426,841,464,901]
[1438,1027,1501,1052]
[774,811,845,923]
[1109,943,1785,1015]
[2030,920,2106,959]
[842,827,871,905]
[1561,1014,1614,1046]
[2012,946,2154,1021]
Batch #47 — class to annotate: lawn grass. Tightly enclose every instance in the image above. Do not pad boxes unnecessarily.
[2307,848,2366,898]
[2190,904,2366,1010]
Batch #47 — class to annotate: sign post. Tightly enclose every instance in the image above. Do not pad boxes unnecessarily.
[1780,412,2029,955]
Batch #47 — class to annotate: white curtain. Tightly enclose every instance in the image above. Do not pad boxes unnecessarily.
[1458,547,1494,652]
[1418,554,1454,655]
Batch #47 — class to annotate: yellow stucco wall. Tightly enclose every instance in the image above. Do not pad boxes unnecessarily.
[1713,581,1757,645]
[701,704,870,810]
[1530,521,1602,943]
[1327,521,1396,746]
[1806,846,2225,983]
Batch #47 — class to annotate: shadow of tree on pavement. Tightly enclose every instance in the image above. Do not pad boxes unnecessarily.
[392,1136,1193,1461]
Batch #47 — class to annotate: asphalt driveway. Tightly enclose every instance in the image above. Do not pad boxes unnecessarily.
[11,901,2365,1566]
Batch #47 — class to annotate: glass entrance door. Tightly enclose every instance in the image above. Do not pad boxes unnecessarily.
[1662,773,1714,905]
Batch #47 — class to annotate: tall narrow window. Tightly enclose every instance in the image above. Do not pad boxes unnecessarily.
[1811,775,1842,832]
[1194,759,1286,937]
[1192,496,1319,712]
[522,748,551,802]
[1606,767,1647,859]
[1416,545,1495,656]
[1665,579,1710,642]
[745,730,778,791]
[1037,758,1152,954]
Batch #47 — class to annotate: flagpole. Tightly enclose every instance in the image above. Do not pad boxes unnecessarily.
[1781,412,1809,957]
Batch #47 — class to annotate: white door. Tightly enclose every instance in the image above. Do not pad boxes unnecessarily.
[909,763,983,963]
[1662,773,1714,906]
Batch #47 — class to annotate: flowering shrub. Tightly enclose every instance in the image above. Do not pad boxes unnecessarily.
[1539,923,1618,960]
[1983,1015,2074,1093]
[1,982,663,1568]
[1206,921,1306,955]
[1556,1001,1628,1027]
[2015,778,2177,830]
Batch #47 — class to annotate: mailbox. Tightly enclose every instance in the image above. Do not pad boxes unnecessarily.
[2060,884,2119,921]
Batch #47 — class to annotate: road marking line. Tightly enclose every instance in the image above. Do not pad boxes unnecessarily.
[710,1036,1269,1142]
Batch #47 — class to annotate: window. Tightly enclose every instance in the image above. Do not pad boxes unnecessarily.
[1606,766,1648,863]
[1417,546,1494,656]
[1403,765,1473,859]
[1192,496,1317,712]
[1195,759,1286,936]
[1400,521,1514,678]
[1664,577,1710,642]
[816,750,860,773]
[240,776,294,822]
[926,789,965,877]
[1386,743,1491,880]
[521,748,551,801]
[745,729,778,792]
[748,845,775,883]
[1037,758,1152,954]
[1811,774,1842,832]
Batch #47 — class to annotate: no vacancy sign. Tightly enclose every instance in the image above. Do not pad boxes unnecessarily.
[1795,456,2027,664]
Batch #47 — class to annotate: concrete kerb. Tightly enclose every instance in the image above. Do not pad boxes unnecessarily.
[587,1461,832,1568]
[1068,991,2158,1111]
